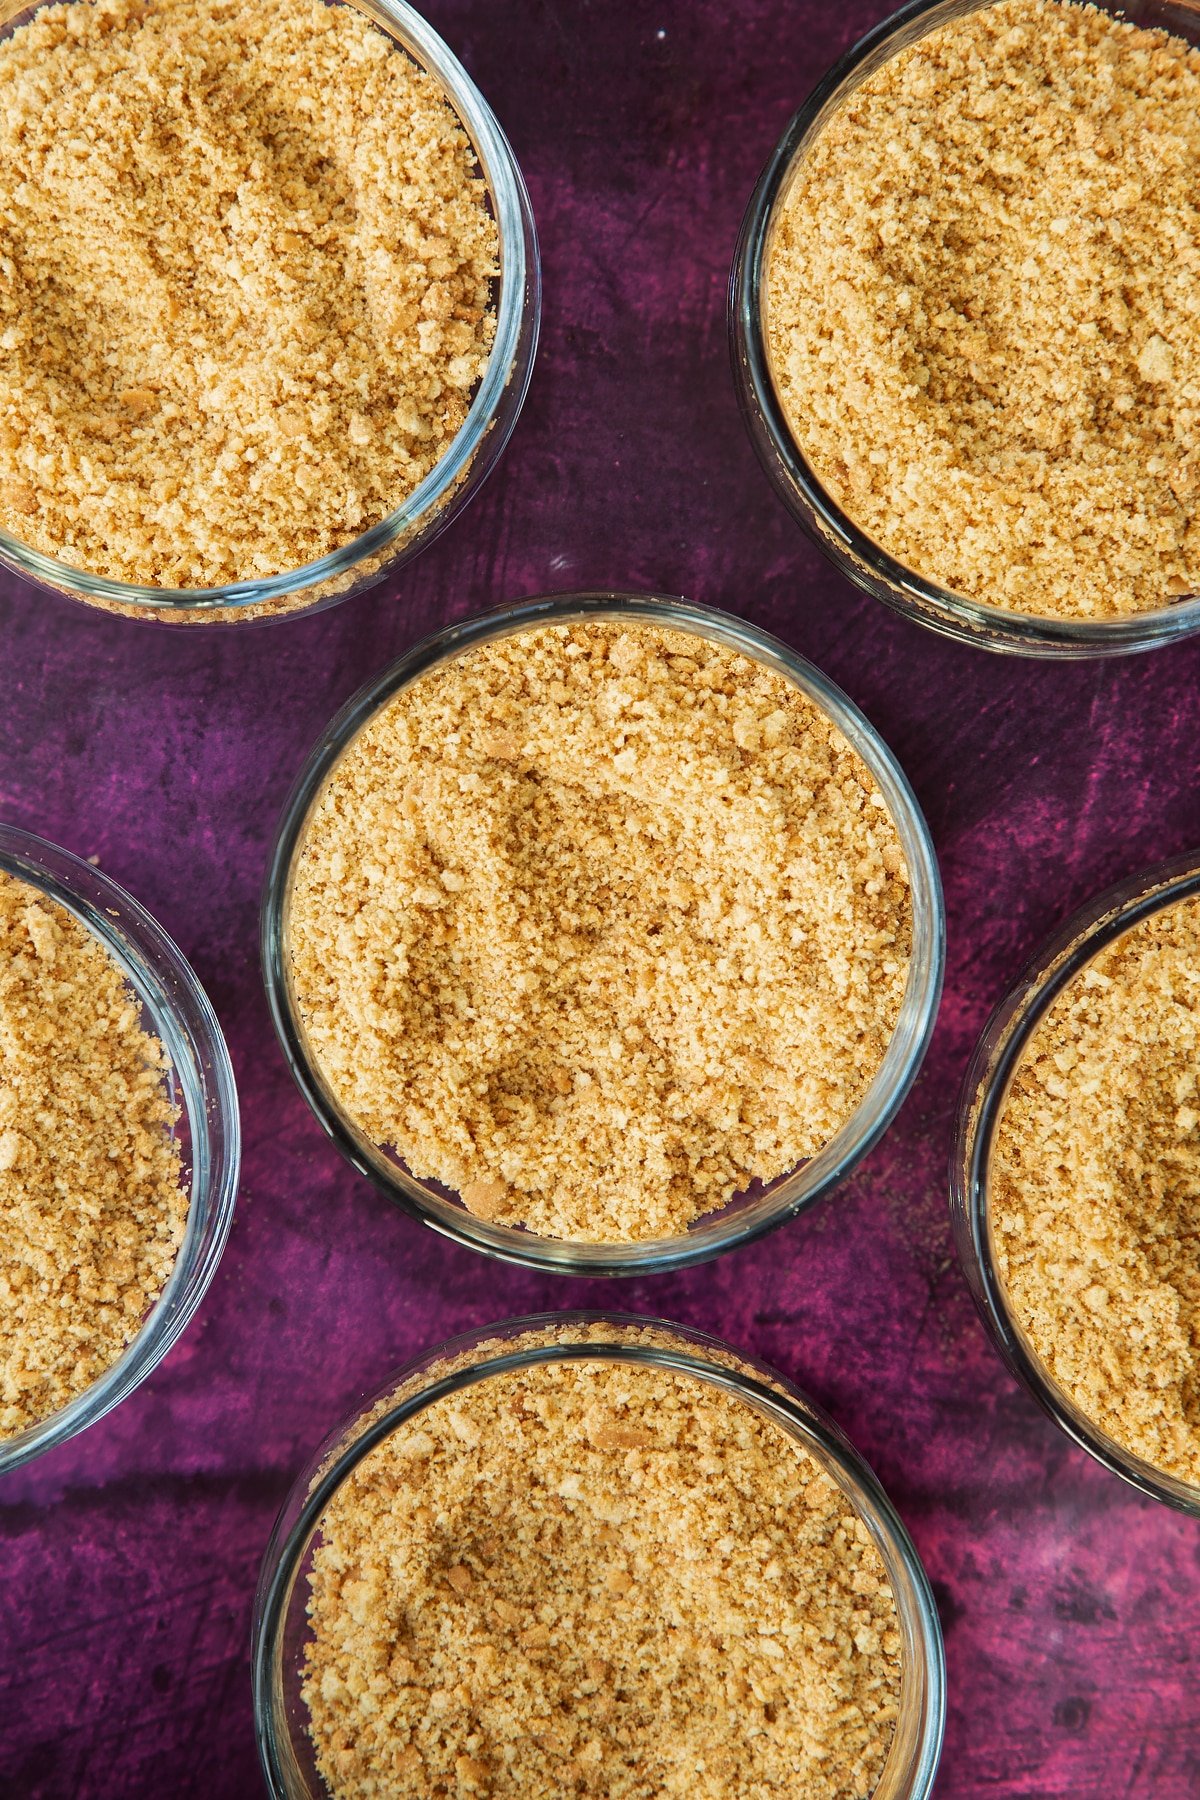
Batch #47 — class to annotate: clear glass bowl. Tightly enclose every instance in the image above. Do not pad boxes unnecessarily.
[951,850,1200,1516]
[729,0,1200,659]
[0,0,540,625]
[252,1311,947,1800]
[261,591,945,1276]
[0,824,240,1475]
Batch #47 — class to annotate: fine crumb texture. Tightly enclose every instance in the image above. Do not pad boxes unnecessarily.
[993,894,1200,1487]
[0,870,186,1439]
[0,0,498,589]
[767,0,1200,621]
[302,1356,902,1799]
[286,621,912,1242]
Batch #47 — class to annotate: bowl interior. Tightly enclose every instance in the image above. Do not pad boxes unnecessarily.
[0,828,238,1473]
[962,859,1200,1514]
[743,0,1200,652]
[0,0,536,617]
[265,595,944,1274]
[255,1320,946,1800]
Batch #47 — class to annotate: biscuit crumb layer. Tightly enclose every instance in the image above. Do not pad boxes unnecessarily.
[0,869,187,1440]
[767,0,1200,621]
[0,0,498,589]
[303,1351,902,1799]
[993,892,1200,1485]
[286,621,912,1243]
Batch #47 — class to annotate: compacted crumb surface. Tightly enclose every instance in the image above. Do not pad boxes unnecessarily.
[993,894,1200,1486]
[286,621,912,1243]
[302,1351,902,1799]
[0,0,498,588]
[0,870,186,1440]
[767,0,1200,621]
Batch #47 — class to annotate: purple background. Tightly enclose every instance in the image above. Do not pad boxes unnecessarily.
[2,0,1199,1793]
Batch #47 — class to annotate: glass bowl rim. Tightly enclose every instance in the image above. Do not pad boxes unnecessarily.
[730,0,1200,657]
[260,588,946,1277]
[951,847,1200,1516]
[0,821,241,1474]
[251,1307,947,1800]
[0,0,539,615]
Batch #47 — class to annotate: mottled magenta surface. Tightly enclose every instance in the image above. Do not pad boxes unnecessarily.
[2,0,1199,1794]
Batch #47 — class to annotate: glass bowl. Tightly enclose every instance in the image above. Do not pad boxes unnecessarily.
[0,824,240,1475]
[951,849,1200,1515]
[0,0,539,626]
[261,591,945,1276]
[729,0,1200,659]
[252,1311,946,1800]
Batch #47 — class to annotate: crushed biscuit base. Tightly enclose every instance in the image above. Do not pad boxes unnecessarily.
[766,0,1200,620]
[0,0,497,590]
[0,870,187,1440]
[302,1353,902,1799]
[993,893,1200,1486]
[286,621,912,1242]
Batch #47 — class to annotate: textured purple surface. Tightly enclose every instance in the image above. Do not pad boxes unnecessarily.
[1,1,1199,1794]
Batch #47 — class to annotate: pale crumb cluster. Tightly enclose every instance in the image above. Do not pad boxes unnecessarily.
[993,893,1200,1486]
[0,869,187,1440]
[303,1345,902,1799]
[286,621,912,1243]
[0,0,498,590]
[767,0,1200,620]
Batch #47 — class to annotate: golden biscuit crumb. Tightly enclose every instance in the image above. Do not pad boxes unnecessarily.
[302,1351,901,1799]
[0,869,187,1439]
[993,893,1200,1484]
[460,1179,512,1222]
[767,0,1200,620]
[286,622,912,1243]
[0,0,498,589]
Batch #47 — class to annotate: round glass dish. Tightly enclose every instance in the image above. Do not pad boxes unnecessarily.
[729,0,1200,659]
[252,1311,947,1800]
[951,850,1200,1516]
[261,590,945,1276]
[0,824,240,1476]
[0,0,539,626]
